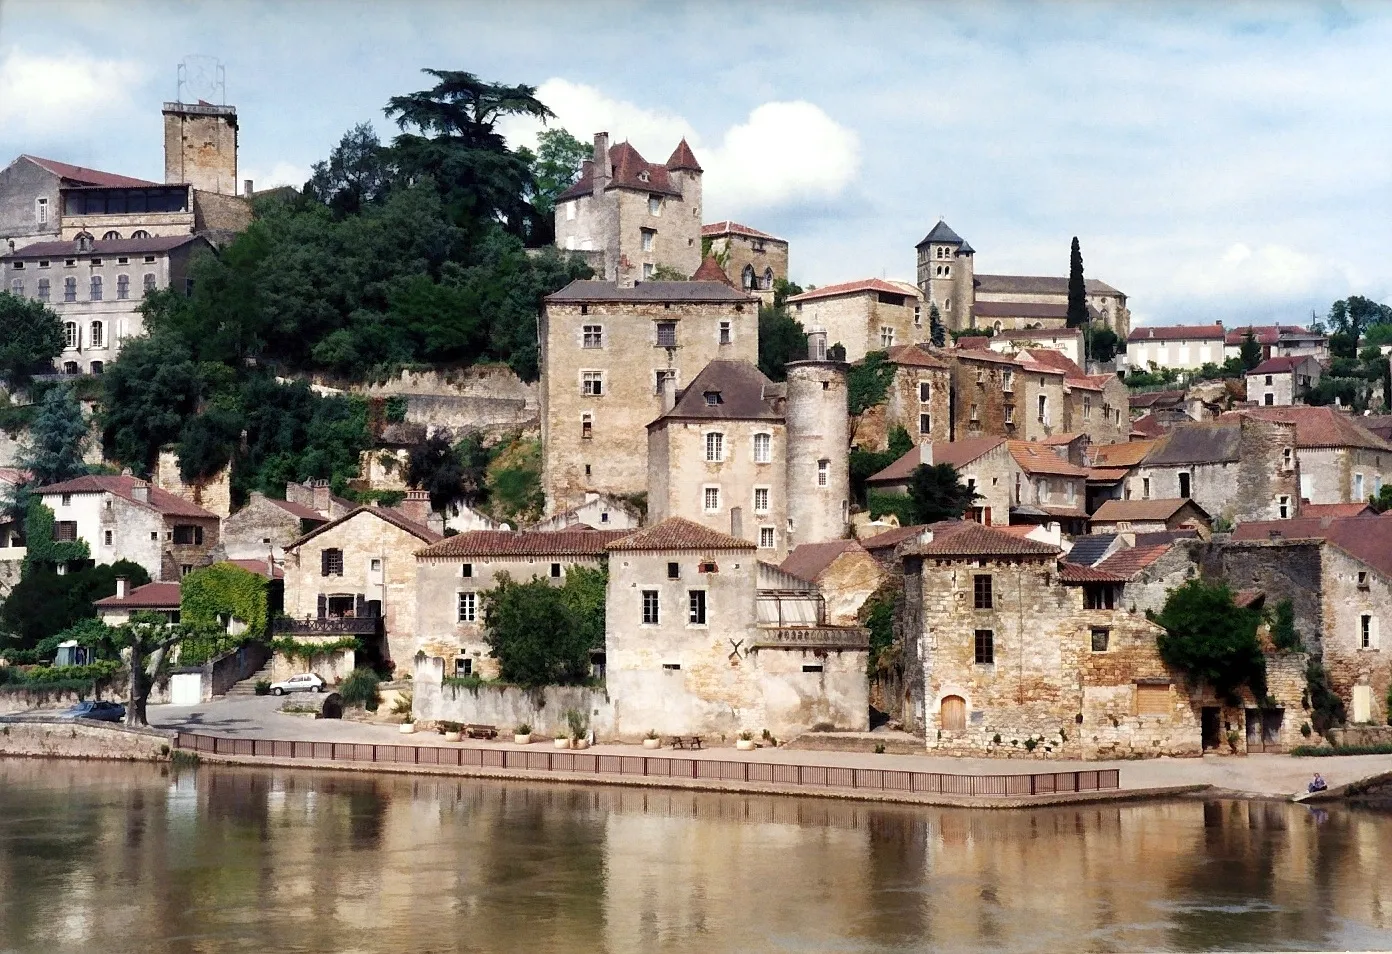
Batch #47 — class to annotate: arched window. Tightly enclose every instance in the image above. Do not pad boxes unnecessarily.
[62,361,79,375]
[741,264,755,290]
[944,266,950,277]
[102,230,121,241]
[761,267,773,291]
[90,321,104,348]
[63,322,78,349]
[116,274,130,300]
[130,230,150,239]
[944,298,951,310]
[940,695,966,731]
[89,275,102,301]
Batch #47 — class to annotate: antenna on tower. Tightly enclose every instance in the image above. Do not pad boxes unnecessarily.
[176,55,225,105]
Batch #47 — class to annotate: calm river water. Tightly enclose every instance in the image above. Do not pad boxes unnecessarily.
[1,758,1391,953]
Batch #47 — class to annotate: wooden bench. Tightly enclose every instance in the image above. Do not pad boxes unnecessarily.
[668,735,703,750]
[464,723,498,740]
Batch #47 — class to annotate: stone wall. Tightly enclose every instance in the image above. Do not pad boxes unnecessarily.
[221,493,308,561]
[0,157,61,247]
[1319,544,1392,725]
[710,232,788,297]
[790,291,922,363]
[0,720,172,761]
[414,654,613,737]
[881,363,952,449]
[269,647,356,685]
[155,448,232,518]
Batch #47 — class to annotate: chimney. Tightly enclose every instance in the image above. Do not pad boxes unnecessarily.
[311,479,330,514]
[243,179,253,198]
[593,131,611,198]
[730,506,744,541]
[398,489,431,524]
[115,577,128,600]
[130,481,149,504]
[658,373,677,413]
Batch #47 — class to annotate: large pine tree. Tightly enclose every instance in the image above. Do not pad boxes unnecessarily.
[1066,236,1088,328]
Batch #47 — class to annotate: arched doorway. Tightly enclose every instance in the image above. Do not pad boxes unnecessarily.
[940,695,966,731]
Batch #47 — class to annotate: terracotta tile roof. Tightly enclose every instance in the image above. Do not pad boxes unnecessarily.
[868,438,1005,485]
[556,141,686,202]
[786,278,917,305]
[1007,441,1089,477]
[972,300,1071,321]
[22,154,159,188]
[267,498,329,522]
[287,505,442,551]
[778,540,866,582]
[547,279,752,304]
[861,524,932,552]
[1143,421,1243,466]
[1040,432,1084,446]
[1301,502,1375,518]
[1130,414,1168,439]
[1224,324,1319,346]
[1088,467,1131,484]
[1089,440,1157,468]
[665,138,703,173]
[657,360,782,423]
[1249,356,1316,376]
[1127,324,1226,343]
[1058,562,1130,584]
[417,529,632,559]
[691,255,733,284]
[1129,390,1186,410]
[1232,517,1339,542]
[0,468,29,485]
[3,234,207,261]
[1093,543,1176,580]
[1091,498,1207,522]
[993,328,1082,341]
[1358,414,1392,441]
[974,275,1122,296]
[911,521,1060,558]
[37,475,216,519]
[607,517,756,552]
[1227,406,1392,452]
[955,336,991,350]
[1022,350,1085,377]
[884,344,949,369]
[1068,374,1113,392]
[953,347,1021,366]
[700,221,783,242]
[94,581,181,609]
[224,559,285,580]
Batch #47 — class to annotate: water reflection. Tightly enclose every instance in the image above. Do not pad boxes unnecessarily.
[0,757,1390,953]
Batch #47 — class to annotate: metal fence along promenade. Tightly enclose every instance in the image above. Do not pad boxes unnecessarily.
[174,733,1121,799]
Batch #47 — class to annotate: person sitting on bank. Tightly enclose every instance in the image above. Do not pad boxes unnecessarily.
[1308,773,1328,793]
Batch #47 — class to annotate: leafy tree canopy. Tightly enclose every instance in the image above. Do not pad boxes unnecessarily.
[17,386,88,487]
[758,284,806,382]
[529,127,589,219]
[407,431,492,512]
[0,558,150,652]
[1149,578,1266,703]
[0,292,64,386]
[907,462,980,524]
[480,567,604,686]
[1066,237,1087,328]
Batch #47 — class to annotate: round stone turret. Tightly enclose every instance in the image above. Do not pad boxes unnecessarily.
[784,332,849,546]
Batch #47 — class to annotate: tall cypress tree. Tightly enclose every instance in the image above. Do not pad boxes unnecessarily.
[928,303,946,347]
[1066,236,1088,328]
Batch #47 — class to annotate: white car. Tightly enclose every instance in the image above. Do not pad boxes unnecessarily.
[269,673,326,695]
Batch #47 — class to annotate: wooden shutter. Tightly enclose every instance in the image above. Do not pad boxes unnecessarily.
[320,549,330,577]
[355,594,367,619]
[316,594,327,619]
[1136,684,1171,716]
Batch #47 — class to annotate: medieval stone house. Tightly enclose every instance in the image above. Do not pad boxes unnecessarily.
[700,220,788,299]
[785,279,924,363]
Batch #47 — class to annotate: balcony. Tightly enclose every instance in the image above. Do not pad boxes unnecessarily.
[273,616,383,637]
[752,626,870,651]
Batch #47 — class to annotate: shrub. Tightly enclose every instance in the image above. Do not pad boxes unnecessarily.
[1293,743,1392,757]
[873,743,886,754]
[253,679,271,696]
[847,350,895,414]
[738,730,753,741]
[1150,579,1266,703]
[338,667,381,710]
[1300,722,1312,738]
[1024,737,1038,752]
[515,722,532,735]
[439,720,462,734]
[565,707,588,741]
[391,690,414,717]
[1269,599,1300,652]
[644,728,657,740]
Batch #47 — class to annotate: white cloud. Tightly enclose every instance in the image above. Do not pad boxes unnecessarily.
[0,48,148,137]
[499,78,696,158]
[241,161,311,191]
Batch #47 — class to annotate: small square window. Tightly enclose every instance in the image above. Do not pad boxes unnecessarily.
[550,563,561,578]
[667,562,680,580]
[662,663,681,671]
[1091,627,1110,652]
[582,371,603,396]
[802,664,824,673]
[656,321,677,347]
[582,325,603,348]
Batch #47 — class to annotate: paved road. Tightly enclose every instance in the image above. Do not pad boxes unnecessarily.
[139,695,1392,799]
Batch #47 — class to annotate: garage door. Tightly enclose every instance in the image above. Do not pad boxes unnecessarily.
[170,673,203,706]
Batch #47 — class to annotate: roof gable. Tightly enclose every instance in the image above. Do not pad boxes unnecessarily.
[657,360,782,423]
[910,521,1060,558]
[1229,406,1392,452]
[916,220,965,247]
[607,517,756,552]
[286,505,442,551]
[786,278,916,305]
[37,474,216,519]
[417,529,632,559]
[778,540,866,582]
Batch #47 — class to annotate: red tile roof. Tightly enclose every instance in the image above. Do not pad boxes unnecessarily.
[955,336,992,350]
[690,255,733,284]
[1058,562,1130,584]
[1023,349,1086,377]
[860,524,932,552]
[1007,441,1089,477]
[953,347,1021,366]
[0,468,29,485]
[267,497,329,522]
[418,529,632,559]
[786,278,917,305]
[607,517,755,552]
[1130,414,1167,439]
[884,344,950,369]
[224,559,285,580]
[556,140,689,202]
[1224,324,1319,346]
[1127,324,1226,343]
[287,505,442,550]
[1089,441,1158,468]
[778,540,867,582]
[23,154,159,188]
[994,328,1082,341]
[1091,498,1207,522]
[38,475,216,519]
[665,138,703,173]
[910,521,1060,558]
[1040,432,1084,446]
[700,220,783,242]
[1093,543,1177,579]
[1232,515,1392,578]
[1249,355,1316,376]
[94,581,181,609]
[1301,502,1374,518]
[1228,406,1392,452]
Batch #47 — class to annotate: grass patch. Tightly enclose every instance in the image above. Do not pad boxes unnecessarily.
[1291,743,1392,757]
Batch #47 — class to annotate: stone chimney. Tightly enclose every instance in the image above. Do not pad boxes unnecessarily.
[397,490,431,525]
[115,577,128,600]
[658,373,677,413]
[130,481,149,504]
[243,179,253,198]
[311,479,331,514]
[592,131,611,198]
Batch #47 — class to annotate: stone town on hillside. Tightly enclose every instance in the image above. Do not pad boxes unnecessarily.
[5,109,1392,760]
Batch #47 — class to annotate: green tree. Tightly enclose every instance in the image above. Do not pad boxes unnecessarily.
[529,127,589,218]
[928,302,946,348]
[480,570,601,686]
[1085,326,1119,364]
[406,431,490,512]
[1369,484,1392,513]
[1149,578,1266,703]
[1238,330,1262,371]
[850,425,914,505]
[0,291,64,386]
[18,387,88,487]
[306,122,394,216]
[907,463,979,523]
[1066,236,1087,328]
[120,612,216,726]
[0,559,149,651]
[757,302,806,383]
[99,336,207,474]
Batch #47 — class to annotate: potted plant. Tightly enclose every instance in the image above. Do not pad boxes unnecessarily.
[642,729,661,750]
[394,690,415,733]
[439,721,462,742]
[554,735,572,749]
[736,731,757,751]
[567,708,590,750]
[514,723,532,745]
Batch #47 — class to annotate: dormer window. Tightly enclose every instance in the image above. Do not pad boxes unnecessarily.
[75,232,94,253]
[638,170,650,182]
[704,390,723,406]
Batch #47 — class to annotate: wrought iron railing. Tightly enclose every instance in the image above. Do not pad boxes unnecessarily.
[272,616,382,636]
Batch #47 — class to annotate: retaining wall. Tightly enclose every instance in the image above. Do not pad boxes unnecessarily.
[414,655,612,738]
[0,720,173,760]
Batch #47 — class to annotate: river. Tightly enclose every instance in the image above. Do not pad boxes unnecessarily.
[0,758,1389,953]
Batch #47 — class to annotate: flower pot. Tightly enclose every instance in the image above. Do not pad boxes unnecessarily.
[572,739,590,750]
[443,731,462,742]
[554,737,571,749]
[736,739,757,751]
[642,737,662,750]
[514,733,532,745]
[399,723,416,735]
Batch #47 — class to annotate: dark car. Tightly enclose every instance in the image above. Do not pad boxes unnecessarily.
[63,701,126,723]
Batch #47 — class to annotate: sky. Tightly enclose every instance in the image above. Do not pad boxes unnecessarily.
[1,0,1389,328]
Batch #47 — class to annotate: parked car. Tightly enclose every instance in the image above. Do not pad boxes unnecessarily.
[62,700,126,722]
[269,673,326,695]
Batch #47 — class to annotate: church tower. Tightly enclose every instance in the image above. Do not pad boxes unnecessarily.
[915,220,974,332]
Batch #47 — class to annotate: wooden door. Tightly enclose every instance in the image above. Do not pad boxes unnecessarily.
[940,695,966,732]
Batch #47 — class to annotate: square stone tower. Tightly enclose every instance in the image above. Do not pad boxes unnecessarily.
[163,101,239,196]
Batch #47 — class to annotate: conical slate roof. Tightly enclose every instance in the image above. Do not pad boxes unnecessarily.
[916,219,965,248]
[691,255,732,284]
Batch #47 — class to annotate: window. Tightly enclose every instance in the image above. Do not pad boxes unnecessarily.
[914,304,922,327]
[456,657,473,676]
[550,563,562,578]
[703,389,723,407]
[742,265,755,289]
[64,277,77,302]
[667,562,680,580]
[582,325,603,348]
[759,526,775,549]
[89,321,103,349]
[1282,448,1294,470]
[8,279,20,297]
[1085,585,1118,610]
[117,257,128,265]
[89,361,102,375]
[1004,405,1014,426]
[688,590,707,625]
[132,230,150,240]
[181,565,193,578]
[89,275,102,301]
[1002,370,1013,392]
[113,274,129,300]
[920,413,931,434]
[642,590,660,624]
[581,413,593,439]
[719,320,731,345]
[976,368,985,386]
[35,197,47,224]
[1142,476,1151,500]
[103,530,113,546]
[461,563,472,578]
[880,326,895,348]
[753,433,771,463]
[1091,627,1110,652]
[1037,394,1047,424]
[640,229,655,252]
[970,403,979,423]
[1178,472,1191,499]
[54,521,77,542]
[1265,375,1274,386]
[582,371,603,396]
[703,486,721,512]
[973,574,993,610]
[143,273,156,294]
[1263,393,1274,406]
[1358,571,1369,590]
[705,432,724,462]
[753,487,770,513]
[1083,396,1091,421]
[458,592,477,623]
[762,268,773,291]
[1279,495,1290,519]
[919,381,931,403]
[62,361,78,375]
[565,201,576,221]
[63,322,78,349]
[662,663,681,671]
[37,278,49,302]
[648,195,662,216]
[321,548,344,577]
[655,368,677,394]
[1135,684,1171,716]
[817,459,829,487]
[102,231,121,241]
[1355,473,1365,500]
[172,525,204,545]
[974,629,995,665]
[656,321,677,347]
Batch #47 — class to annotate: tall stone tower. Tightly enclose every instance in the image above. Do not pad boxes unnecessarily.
[163,101,239,196]
[915,220,975,332]
[784,329,850,547]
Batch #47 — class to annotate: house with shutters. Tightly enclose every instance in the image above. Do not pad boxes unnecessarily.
[1125,324,1226,370]
[1230,406,1390,505]
[281,502,441,674]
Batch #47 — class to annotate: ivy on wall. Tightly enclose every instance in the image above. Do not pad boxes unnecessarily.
[178,563,268,665]
[847,350,897,415]
[23,501,90,567]
[267,636,361,660]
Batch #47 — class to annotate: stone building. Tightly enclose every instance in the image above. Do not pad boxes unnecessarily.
[220,490,330,562]
[647,350,850,557]
[1224,324,1328,363]
[1232,406,1390,505]
[1089,498,1211,535]
[700,221,788,299]
[1006,440,1089,531]
[872,344,953,447]
[986,327,1082,366]
[1246,356,1321,407]
[162,100,239,197]
[777,539,885,626]
[1133,416,1300,524]
[785,279,924,362]
[539,278,757,513]
[414,529,631,678]
[531,493,643,532]
[281,503,442,673]
[865,437,1013,525]
[1125,325,1226,370]
[553,133,702,285]
[604,517,869,740]
[914,220,976,333]
[1021,349,1129,444]
[950,349,1067,442]
[1,233,213,374]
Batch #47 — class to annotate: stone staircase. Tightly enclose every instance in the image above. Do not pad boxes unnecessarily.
[224,662,274,697]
